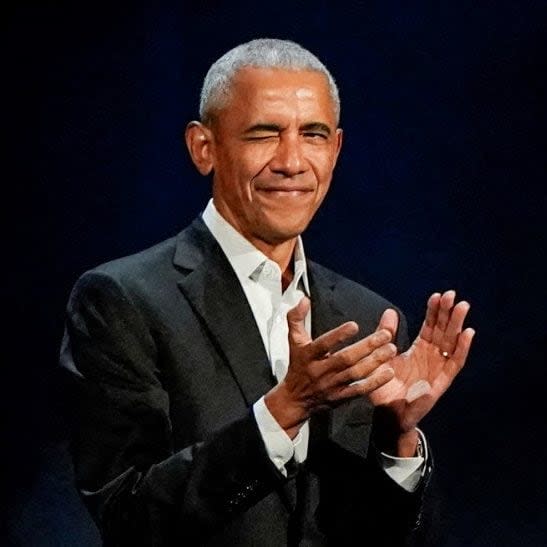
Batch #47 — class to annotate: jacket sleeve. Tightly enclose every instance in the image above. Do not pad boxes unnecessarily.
[309,434,437,547]
[60,271,283,546]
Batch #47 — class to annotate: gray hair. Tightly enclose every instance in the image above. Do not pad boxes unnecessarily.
[199,38,340,124]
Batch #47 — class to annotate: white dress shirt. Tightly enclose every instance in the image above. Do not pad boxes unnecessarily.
[202,199,425,491]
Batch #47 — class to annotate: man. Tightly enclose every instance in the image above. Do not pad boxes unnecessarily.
[61,39,474,546]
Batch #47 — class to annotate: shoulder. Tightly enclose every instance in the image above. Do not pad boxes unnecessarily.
[67,216,214,314]
[93,235,179,286]
[73,235,179,299]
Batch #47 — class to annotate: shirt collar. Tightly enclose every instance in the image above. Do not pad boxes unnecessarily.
[201,198,310,295]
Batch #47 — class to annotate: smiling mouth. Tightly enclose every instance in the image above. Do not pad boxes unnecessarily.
[255,189,315,203]
[255,187,314,194]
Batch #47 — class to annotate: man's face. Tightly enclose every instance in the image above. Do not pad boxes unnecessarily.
[207,67,342,247]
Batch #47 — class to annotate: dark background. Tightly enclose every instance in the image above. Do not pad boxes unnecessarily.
[5,1,546,545]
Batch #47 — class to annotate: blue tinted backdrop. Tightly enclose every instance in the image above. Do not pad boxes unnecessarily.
[5,2,546,545]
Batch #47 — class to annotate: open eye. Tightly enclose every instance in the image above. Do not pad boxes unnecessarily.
[302,131,329,141]
[300,122,331,141]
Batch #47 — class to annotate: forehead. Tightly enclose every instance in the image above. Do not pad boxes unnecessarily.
[220,67,337,124]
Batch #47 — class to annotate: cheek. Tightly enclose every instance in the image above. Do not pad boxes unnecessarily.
[310,153,336,187]
[230,148,271,180]
[247,147,278,177]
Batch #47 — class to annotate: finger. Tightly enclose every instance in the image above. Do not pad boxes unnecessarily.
[376,308,399,339]
[433,328,476,395]
[449,327,475,371]
[419,293,441,342]
[334,342,397,384]
[432,290,456,346]
[328,328,393,372]
[442,301,471,354]
[333,364,395,400]
[308,321,359,359]
[287,297,312,346]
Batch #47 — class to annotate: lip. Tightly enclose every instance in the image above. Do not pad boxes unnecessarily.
[255,187,314,193]
[254,189,314,202]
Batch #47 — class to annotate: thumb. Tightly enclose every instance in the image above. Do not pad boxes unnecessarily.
[287,297,311,346]
[376,308,399,340]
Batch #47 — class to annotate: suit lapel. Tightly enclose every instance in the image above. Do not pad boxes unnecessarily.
[308,262,374,458]
[174,219,275,407]
[173,222,372,459]
[308,261,347,338]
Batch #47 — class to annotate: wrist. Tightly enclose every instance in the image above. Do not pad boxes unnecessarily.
[373,407,420,457]
[394,429,419,457]
[264,383,309,439]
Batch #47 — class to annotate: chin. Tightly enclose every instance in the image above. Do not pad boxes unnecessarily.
[260,223,309,244]
[253,210,314,244]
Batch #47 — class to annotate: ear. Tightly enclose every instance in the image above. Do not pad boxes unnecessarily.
[185,121,214,176]
[333,128,343,166]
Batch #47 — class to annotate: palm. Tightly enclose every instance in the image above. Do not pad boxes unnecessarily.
[369,291,475,431]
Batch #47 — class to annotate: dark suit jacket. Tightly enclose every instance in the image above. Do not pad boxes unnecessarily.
[61,217,435,546]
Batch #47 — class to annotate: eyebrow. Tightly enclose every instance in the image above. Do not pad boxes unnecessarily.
[243,122,332,135]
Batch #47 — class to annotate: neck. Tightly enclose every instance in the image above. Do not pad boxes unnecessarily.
[212,199,298,287]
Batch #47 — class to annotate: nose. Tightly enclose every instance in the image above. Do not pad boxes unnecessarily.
[269,134,306,177]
